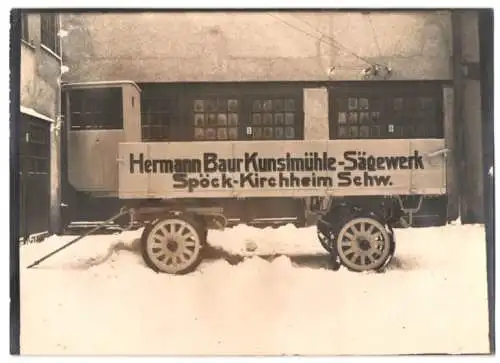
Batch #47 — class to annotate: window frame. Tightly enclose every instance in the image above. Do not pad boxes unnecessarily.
[328,82,444,140]
[140,87,179,142]
[40,13,60,56]
[21,13,29,42]
[67,87,124,131]
[184,84,304,142]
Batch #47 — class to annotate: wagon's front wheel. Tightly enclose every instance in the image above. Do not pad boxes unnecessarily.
[335,216,394,273]
[141,214,204,274]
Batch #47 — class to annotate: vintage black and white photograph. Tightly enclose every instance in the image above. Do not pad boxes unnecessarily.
[10,7,494,356]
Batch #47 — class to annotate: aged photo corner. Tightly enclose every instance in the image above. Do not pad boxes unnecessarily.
[12,8,494,356]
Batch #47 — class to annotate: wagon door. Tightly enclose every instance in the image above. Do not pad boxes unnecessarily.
[64,84,141,195]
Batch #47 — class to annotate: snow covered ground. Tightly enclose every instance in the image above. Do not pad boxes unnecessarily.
[20,223,490,355]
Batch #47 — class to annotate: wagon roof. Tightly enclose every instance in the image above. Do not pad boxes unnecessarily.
[61,80,142,93]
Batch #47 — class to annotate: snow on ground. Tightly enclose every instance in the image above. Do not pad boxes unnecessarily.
[20,223,490,355]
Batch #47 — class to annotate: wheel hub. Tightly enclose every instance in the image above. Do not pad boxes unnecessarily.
[356,237,371,251]
[166,240,179,252]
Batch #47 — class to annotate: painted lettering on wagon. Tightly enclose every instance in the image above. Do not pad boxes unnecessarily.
[128,150,425,192]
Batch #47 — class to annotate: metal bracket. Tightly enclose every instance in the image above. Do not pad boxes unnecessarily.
[396,195,424,227]
[426,148,450,158]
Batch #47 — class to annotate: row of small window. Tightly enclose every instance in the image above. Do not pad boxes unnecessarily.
[344,97,435,111]
[338,111,380,124]
[194,99,239,113]
[142,112,174,126]
[142,125,169,140]
[143,98,176,113]
[194,127,239,140]
[193,98,296,113]
[193,126,297,140]
[338,110,435,124]
[194,113,239,127]
[252,99,296,113]
[21,156,49,174]
[251,112,295,126]
[337,124,440,139]
[250,126,296,139]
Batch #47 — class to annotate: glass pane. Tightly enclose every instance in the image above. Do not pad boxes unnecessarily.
[206,99,217,112]
[338,112,347,124]
[348,97,358,110]
[217,127,228,140]
[228,127,238,140]
[194,100,204,112]
[263,113,273,125]
[228,113,239,126]
[347,112,358,123]
[216,99,227,112]
[393,98,403,111]
[360,126,370,138]
[253,127,262,139]
[416,110,427,121]
[359,112,369,123]
[285,127,295,139]
[359,98,369,110]
[274,113,285,125]
[194,113,205,127]
[337,126,347,138]
[405,125,417,137]
[207,113,217,126]
[275,127,284,139]
[348,126,358,137]
[274,99,284,112]
[252,100,262,112]
[205,128,216,140]
[263,100,273,112]
[285,113,294,125]
[217,113,227,126]
[252,114,262,125]
[228,99,238,112]
[263,127,273,138]
[371,112,381,123]
[419,97,434,110]
[194,128,205,140]
[285,99,295,111]
[394,126,404,137]
[370,126,380,137]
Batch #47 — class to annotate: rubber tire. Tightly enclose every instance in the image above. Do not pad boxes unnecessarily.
[335,212,395,273]
[140,213,205,275]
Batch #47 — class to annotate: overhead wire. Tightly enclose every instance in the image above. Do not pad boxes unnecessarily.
[366,14,382,57]
[270,13,374,66]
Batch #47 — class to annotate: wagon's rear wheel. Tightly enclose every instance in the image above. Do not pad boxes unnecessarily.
[335,216,394,273]
[141,214,204,274]
[317,229,334,253]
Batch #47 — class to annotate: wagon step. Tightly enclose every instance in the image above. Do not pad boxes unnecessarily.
[26,208,131,269]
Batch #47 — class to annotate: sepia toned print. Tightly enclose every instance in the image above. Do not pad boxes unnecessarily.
[16,9,492,356]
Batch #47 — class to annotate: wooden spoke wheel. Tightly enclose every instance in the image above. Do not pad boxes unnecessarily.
[335,217,393,272]
[141,214,204,274]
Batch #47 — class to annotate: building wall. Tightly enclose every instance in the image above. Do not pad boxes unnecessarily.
[20,12,62,234]
[58,11,487,224]
[459,11,484,223]
[61,11,452,83]
[21,13,61,120]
